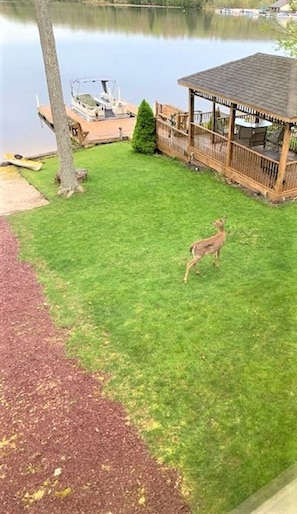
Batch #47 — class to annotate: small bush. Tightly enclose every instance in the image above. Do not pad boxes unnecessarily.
[132,99,156,155]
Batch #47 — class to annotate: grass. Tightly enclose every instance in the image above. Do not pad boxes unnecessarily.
[9,142,297,513]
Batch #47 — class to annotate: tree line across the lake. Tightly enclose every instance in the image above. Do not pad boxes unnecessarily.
[14,0,273,11]
[2,1,278,40]
[75,0,272,9]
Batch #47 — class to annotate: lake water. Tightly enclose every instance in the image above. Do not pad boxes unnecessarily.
[0,2,284,157]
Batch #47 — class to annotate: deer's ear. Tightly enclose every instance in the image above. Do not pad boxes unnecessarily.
[222,215,227,221]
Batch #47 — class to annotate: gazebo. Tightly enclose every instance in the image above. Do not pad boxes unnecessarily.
[155,53,297,201]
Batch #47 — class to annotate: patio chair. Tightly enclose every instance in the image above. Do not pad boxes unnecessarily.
[215,118,229,149]
[266,126,284,152]
[215,118,229,137]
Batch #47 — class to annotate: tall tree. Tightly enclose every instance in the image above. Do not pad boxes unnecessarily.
[33,0,81,196]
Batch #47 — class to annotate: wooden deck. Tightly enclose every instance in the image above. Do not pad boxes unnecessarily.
[156,116,297,201]
[38,103,138,147]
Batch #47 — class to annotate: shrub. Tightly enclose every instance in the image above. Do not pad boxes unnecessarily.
[132,99,156,155]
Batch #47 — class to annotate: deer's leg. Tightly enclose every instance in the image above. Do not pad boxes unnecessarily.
[184,255,201,284]
[214,249,220,267]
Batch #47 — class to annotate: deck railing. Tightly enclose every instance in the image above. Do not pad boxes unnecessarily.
[230,142,280,189]
[156,115,297,199]
[156,120,188,159]
[284,161,297,191]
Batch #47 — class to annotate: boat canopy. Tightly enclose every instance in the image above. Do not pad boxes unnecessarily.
[70,78,116,97]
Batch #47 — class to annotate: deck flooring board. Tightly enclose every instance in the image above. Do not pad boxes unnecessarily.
[38,103,138,146]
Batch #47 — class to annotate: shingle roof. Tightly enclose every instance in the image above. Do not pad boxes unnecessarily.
[178,53,297,122]
[269,0,290,8]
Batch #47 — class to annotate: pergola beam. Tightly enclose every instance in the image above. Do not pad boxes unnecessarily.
[192,90,292,125]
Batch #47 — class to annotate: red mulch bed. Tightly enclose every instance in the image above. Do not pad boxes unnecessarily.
[0,216,190,514]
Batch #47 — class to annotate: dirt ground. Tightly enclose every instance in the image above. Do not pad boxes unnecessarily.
[0,174,190,513]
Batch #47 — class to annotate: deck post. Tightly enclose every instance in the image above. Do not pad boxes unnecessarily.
[226,103,236,166]
[211,98,217,144]
[274,123,291,196]
[188,89,195,150]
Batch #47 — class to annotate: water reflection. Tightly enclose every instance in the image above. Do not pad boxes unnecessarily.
[0,3,281,156]
[0,3,277,39]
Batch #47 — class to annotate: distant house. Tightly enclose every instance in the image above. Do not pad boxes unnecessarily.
[269,0,293,13]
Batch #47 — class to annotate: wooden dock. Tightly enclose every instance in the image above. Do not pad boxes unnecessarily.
[38,103,138,148]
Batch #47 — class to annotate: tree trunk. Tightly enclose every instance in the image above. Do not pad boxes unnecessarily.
[33,0,81,196]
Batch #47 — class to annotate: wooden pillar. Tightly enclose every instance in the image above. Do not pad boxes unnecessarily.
[212,98,216,130]
[188,89,195,148]
[226,103,236,167]
[211,97,217,144]
[275,123,291,196]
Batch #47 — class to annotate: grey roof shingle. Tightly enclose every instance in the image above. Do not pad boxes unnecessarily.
[178,53,297,122]
[269,0,290,8]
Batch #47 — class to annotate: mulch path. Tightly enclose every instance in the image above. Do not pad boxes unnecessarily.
[0,216,190,514]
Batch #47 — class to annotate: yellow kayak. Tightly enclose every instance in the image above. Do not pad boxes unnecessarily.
[3,153,43,171]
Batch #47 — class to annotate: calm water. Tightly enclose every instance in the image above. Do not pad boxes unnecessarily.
[0,2,283,157]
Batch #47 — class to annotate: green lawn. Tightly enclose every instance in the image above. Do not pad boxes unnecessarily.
[10,142,297,513]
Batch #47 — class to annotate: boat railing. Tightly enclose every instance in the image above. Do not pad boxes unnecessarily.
[112,100,128,117]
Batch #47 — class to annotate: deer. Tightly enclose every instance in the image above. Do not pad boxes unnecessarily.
[184,216,227,284]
